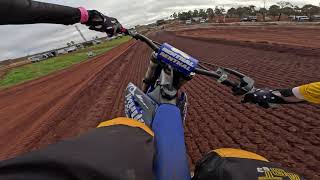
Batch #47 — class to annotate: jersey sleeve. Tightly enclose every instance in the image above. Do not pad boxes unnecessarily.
[192,148,306,180]
[298,82,320,104]
[0,118,155,180]
[0,0,81,25]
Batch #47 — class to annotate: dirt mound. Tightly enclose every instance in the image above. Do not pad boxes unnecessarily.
[0,40,136,158]
[176,26,320,49]
[153,32,320,180]
[176,26,320,59]
[0,31,319,179]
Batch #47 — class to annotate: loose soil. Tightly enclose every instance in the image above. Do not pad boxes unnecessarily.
[176,25,320,49]
[0,29,319,179]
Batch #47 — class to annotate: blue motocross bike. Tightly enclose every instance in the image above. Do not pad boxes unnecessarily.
[124,31,255,180]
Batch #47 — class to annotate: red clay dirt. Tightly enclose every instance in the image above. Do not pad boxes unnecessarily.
[176,25,320,49]
[0,30,319,179]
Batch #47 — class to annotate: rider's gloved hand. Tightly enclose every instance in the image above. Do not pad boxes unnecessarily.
[242,89,286,108]
[83,10,125,37]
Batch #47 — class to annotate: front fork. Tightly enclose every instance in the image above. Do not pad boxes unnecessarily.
[143,52,189,122]
[142,53,191,180]
[143,53,189,105]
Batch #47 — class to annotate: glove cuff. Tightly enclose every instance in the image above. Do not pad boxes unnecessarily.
[120,27,128,34]
[78,7,89,23]
[278,88,294,97]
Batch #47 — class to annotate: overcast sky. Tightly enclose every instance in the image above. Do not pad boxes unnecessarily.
[0,0,318,61]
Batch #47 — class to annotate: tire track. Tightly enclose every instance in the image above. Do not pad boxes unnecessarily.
[154,32,319,179]
[0,31,319,179]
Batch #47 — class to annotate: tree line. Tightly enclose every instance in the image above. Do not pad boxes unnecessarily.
[171,1,320,21]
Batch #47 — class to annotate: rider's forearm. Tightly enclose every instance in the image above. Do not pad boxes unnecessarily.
[274,82,320,104]
[291,87,305,101]
[294,82,320,104]
[0,0,82,25]
[275,88,305,103]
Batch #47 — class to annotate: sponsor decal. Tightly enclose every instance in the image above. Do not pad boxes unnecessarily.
[171,47,190,59]
[257,167,301,180]
[125,84,145,123]
[161,47,194,67]
[157,43,198,76]
[136,94,149,110]
[127,83,137,95]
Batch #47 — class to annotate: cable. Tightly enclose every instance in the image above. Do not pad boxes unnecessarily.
[153,41,162,46]
[199,61,226,69]
[198,63,211,71]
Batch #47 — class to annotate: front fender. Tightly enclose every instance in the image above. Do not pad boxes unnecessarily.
[152,104,191,180]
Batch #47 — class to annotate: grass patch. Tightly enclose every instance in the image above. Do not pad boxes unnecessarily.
[0,36,131,88]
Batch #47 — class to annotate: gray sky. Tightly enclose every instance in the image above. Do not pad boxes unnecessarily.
[0,0,318,61]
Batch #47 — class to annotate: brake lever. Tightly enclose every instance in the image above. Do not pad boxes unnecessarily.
[127,29,138,38]
[223,67,246,78]
[213,67,254,95]
[232,76,255,95]
[216,68,229,83]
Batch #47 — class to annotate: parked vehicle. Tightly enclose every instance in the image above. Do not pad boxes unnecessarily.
[94,40,102,44]
[293,16,310,21]
[66,46,77,53]
[298,16,310,21]
[185,20,192,25]
[200,19,206,24]
[28,54,49,63]
[56,48,68,55]
[240,16,257,22]
[311,15,320,21]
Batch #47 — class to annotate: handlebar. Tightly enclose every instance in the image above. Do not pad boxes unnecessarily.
[194,68,238,88]
[126,31,256,180]
[128,31,254,95]
[130,32,160,52]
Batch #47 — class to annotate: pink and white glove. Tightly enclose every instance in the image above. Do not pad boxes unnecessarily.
[78,7,126,37]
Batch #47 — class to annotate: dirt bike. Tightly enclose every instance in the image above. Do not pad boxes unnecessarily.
[124,31,255,180]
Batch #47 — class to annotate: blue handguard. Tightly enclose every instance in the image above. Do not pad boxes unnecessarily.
[152,104,191,180]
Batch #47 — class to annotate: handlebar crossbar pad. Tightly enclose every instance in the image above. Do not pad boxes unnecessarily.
[157,43,198,76]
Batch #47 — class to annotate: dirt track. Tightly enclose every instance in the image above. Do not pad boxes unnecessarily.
[0,30,319,179]
[176,25,320,49]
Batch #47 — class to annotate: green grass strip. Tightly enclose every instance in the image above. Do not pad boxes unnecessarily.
[0,36,131,88]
